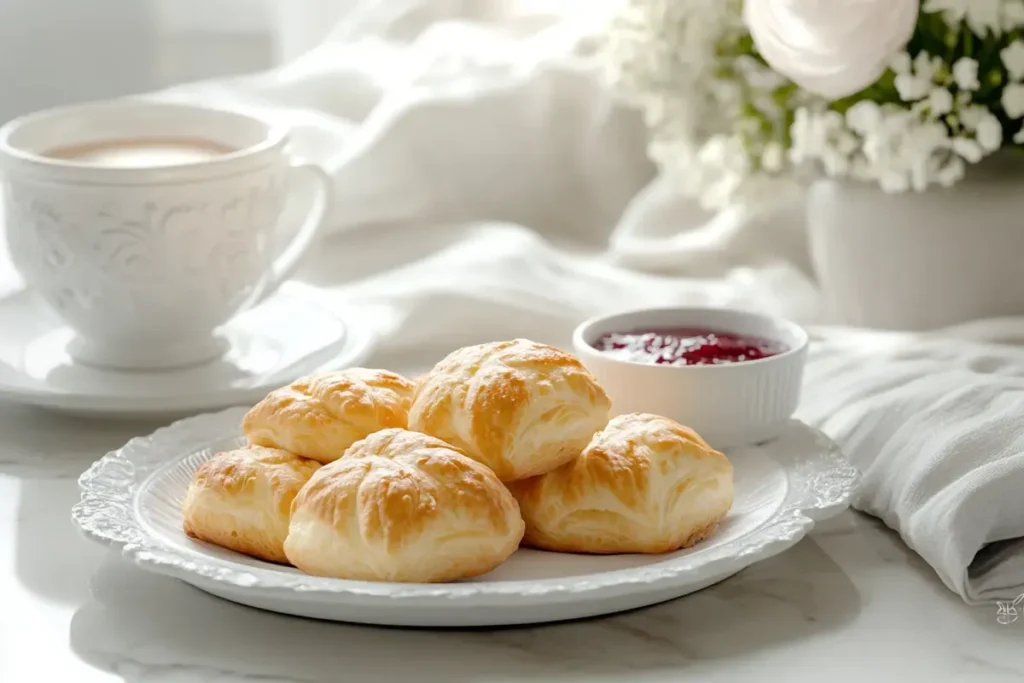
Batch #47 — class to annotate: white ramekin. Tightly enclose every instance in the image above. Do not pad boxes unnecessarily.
[572,307,809,451]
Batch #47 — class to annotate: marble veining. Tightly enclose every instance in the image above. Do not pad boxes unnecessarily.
[111,660,314,683]
[959,654,1024,678]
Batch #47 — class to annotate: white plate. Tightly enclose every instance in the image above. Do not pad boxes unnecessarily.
[72,409,860,627]
[0,282,375,418]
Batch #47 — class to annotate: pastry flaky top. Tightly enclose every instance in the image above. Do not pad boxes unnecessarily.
[407,339,613,482]
[284,428,525,583]
[242,368,416,464]
[186,446,322,520]
[508,413,735,555]
[181,446,321,564]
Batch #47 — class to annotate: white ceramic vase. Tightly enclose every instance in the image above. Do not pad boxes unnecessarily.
[807,155,1024,331]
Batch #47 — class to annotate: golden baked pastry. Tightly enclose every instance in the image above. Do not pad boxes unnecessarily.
[242,368,416,464]
[284,428,525,583]
[182,446,321,564]
[407,339,612,481]
[507,413,734,555]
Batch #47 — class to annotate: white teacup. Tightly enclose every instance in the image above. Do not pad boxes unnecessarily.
[0,99,332,370]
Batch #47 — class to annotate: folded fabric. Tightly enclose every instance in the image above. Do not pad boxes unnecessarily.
[799,324,1024,604]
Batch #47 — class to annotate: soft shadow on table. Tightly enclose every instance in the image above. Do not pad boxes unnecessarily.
[0,401,173,604]
[0,400,170,477]
[816,512,1024,645]
[70,538,861,683]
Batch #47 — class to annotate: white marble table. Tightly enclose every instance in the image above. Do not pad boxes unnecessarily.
[1,400,1022,683]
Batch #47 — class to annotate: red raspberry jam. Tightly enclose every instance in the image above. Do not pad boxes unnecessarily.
[593,328,786,366]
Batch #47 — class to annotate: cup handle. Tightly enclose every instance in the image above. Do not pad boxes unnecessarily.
[258,162,333,303]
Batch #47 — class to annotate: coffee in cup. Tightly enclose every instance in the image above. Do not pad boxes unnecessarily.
[43,137,235,167]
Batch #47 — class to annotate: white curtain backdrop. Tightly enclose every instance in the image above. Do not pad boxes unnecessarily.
[270,0,347,63]
[269,1,612,63]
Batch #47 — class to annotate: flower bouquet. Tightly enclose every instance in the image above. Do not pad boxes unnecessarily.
[600,0,1024,209]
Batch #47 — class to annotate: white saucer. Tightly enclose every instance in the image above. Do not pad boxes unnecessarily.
[0,282,375,418]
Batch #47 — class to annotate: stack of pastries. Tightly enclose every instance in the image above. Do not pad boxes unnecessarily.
[181,339,735,583]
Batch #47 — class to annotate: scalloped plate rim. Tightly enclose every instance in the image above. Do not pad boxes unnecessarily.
[72,407,861,605]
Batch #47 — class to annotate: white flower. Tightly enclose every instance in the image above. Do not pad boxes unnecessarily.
[951,138,984,163]
[928,88,954,115]
[602,0,799,209]
[790,99,977,195]
[951,106,1002,163]
[602,0,1009,202]
[879,170,910,193]
[890,53,913,75]
[936,157,965,187]
[1008,0,1024,26]
[761,141,785,172]
[789,108,857,175]
[1001,41,1024,81]
[895,75,932,102]
[744,0,919,100]
[894,52,942,101]
[1003,83,1024,118]
[974,111,1004,151]
[952,57,980,91]
[693,134,752,208]
[925,0,1024,35]
[846,101,883,134]
[925,0,1000,34]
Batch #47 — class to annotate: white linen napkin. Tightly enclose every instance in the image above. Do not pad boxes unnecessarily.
[1,0,1022,605]
[800,324,1024,604]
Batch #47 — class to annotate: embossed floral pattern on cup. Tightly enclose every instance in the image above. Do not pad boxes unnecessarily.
[0,99,333,370]
[5,169,286,347]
